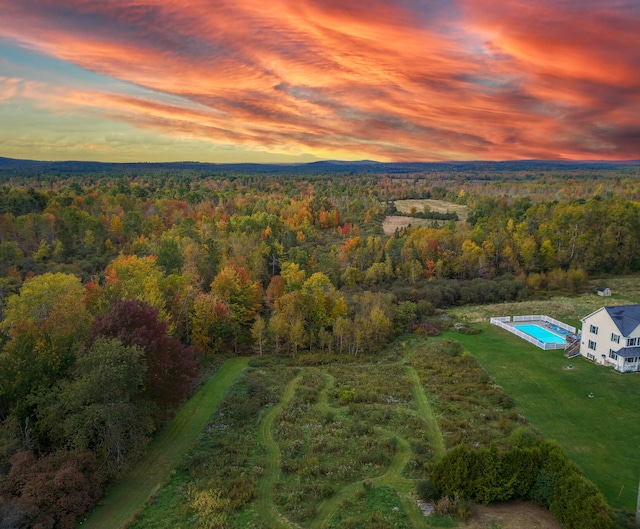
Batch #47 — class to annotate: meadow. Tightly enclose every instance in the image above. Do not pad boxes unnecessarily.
[383,199,470,234]
[393,199,470,221]
[119,295,640,527]
[126,337,540,529]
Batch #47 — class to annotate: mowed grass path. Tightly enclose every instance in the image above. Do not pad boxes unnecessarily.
[254,363,439,528]
[448,325,640,510]
[81,357,249,529]
[256,372,304,529]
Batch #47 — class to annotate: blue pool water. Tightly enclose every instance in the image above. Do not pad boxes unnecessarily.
[514,324,566,345]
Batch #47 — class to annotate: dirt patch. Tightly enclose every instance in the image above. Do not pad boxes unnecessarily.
[461,501,561,529]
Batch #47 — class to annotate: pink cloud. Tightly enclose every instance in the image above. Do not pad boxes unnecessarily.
[0,0,638,161]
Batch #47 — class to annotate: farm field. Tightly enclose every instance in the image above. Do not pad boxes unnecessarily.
[128,338,557,529]
[448,323,640,511]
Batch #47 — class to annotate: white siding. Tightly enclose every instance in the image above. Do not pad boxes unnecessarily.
[580,309,620,365]
[580,308,640,371]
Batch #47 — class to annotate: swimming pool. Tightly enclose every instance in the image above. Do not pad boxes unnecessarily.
[514,324,566,345]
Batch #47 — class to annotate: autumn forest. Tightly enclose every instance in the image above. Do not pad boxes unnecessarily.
[1,160,640,527]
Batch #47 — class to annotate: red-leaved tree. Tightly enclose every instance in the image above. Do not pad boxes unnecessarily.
[2,449,104,529]
[91,299,201,421]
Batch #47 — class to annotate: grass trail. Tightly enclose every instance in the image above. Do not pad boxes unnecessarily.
[256,371,304,529]
[307,367,430,529]
[405,365,446,461]
[81,356,249,529]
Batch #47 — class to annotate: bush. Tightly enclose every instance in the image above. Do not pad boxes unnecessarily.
[433,495,471,520]
[417,480,440,502]
[550,470,614,529]
[414,322,441,336]
[434,495,457,516]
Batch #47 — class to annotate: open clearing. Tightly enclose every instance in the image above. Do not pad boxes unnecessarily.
[383,215,435,234]
[463,501,561,529]
[394,199,469,220]
[383,199,469,234]
[126,337,576,528]
[97,297,640,526]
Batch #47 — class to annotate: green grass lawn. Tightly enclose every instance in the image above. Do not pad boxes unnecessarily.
[81,356,249,529]
[447,324,640,511]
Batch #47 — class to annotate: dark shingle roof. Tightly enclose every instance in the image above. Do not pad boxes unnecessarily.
[614,346,640,359]
[605,305,640,336]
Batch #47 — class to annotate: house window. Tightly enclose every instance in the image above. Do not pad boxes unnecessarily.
[627,338,637,347]
[609,350,618,361]
[590,324,598,334]
[611,333,620,344]
[588,340,597,350]
[626,357,636,363]
[587,353,595,360]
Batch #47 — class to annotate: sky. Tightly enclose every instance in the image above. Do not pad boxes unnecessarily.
[0,0,638,163]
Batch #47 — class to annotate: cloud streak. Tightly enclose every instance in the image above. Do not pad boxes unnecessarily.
[0,0,638,161]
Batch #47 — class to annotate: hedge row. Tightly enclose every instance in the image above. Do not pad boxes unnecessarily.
[431,436,614,529]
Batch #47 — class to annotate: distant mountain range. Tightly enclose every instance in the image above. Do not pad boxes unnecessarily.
[1,156,639,176]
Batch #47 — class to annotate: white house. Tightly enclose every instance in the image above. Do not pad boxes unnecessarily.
[580,305,640,372]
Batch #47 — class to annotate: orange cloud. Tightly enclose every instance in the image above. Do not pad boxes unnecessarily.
[0,0,638,161]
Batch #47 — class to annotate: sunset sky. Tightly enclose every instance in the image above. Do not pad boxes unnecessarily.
[0,1,638,163]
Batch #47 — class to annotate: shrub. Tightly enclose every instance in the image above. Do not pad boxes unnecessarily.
[529,467,556,507]
[510,427,539,448]
[434,495,457,516]
[417,480,440,502]
[550,470,614,529]
[414,322,441,336]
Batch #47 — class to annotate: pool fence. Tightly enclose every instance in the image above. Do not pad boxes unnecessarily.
[489,315,576,351]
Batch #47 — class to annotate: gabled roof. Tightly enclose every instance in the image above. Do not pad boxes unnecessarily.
[604,305,640,336]
[581,307,605,322]
[613,346,640,359]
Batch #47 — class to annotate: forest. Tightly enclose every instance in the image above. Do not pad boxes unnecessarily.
[0,159,639,527]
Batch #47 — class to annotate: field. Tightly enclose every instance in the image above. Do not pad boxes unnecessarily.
[448,323,640,510]
[448,276,640,329]
[394,199,470,221]
[383,215,435,234]
[383,199,470,234]
[126,338,558,529]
